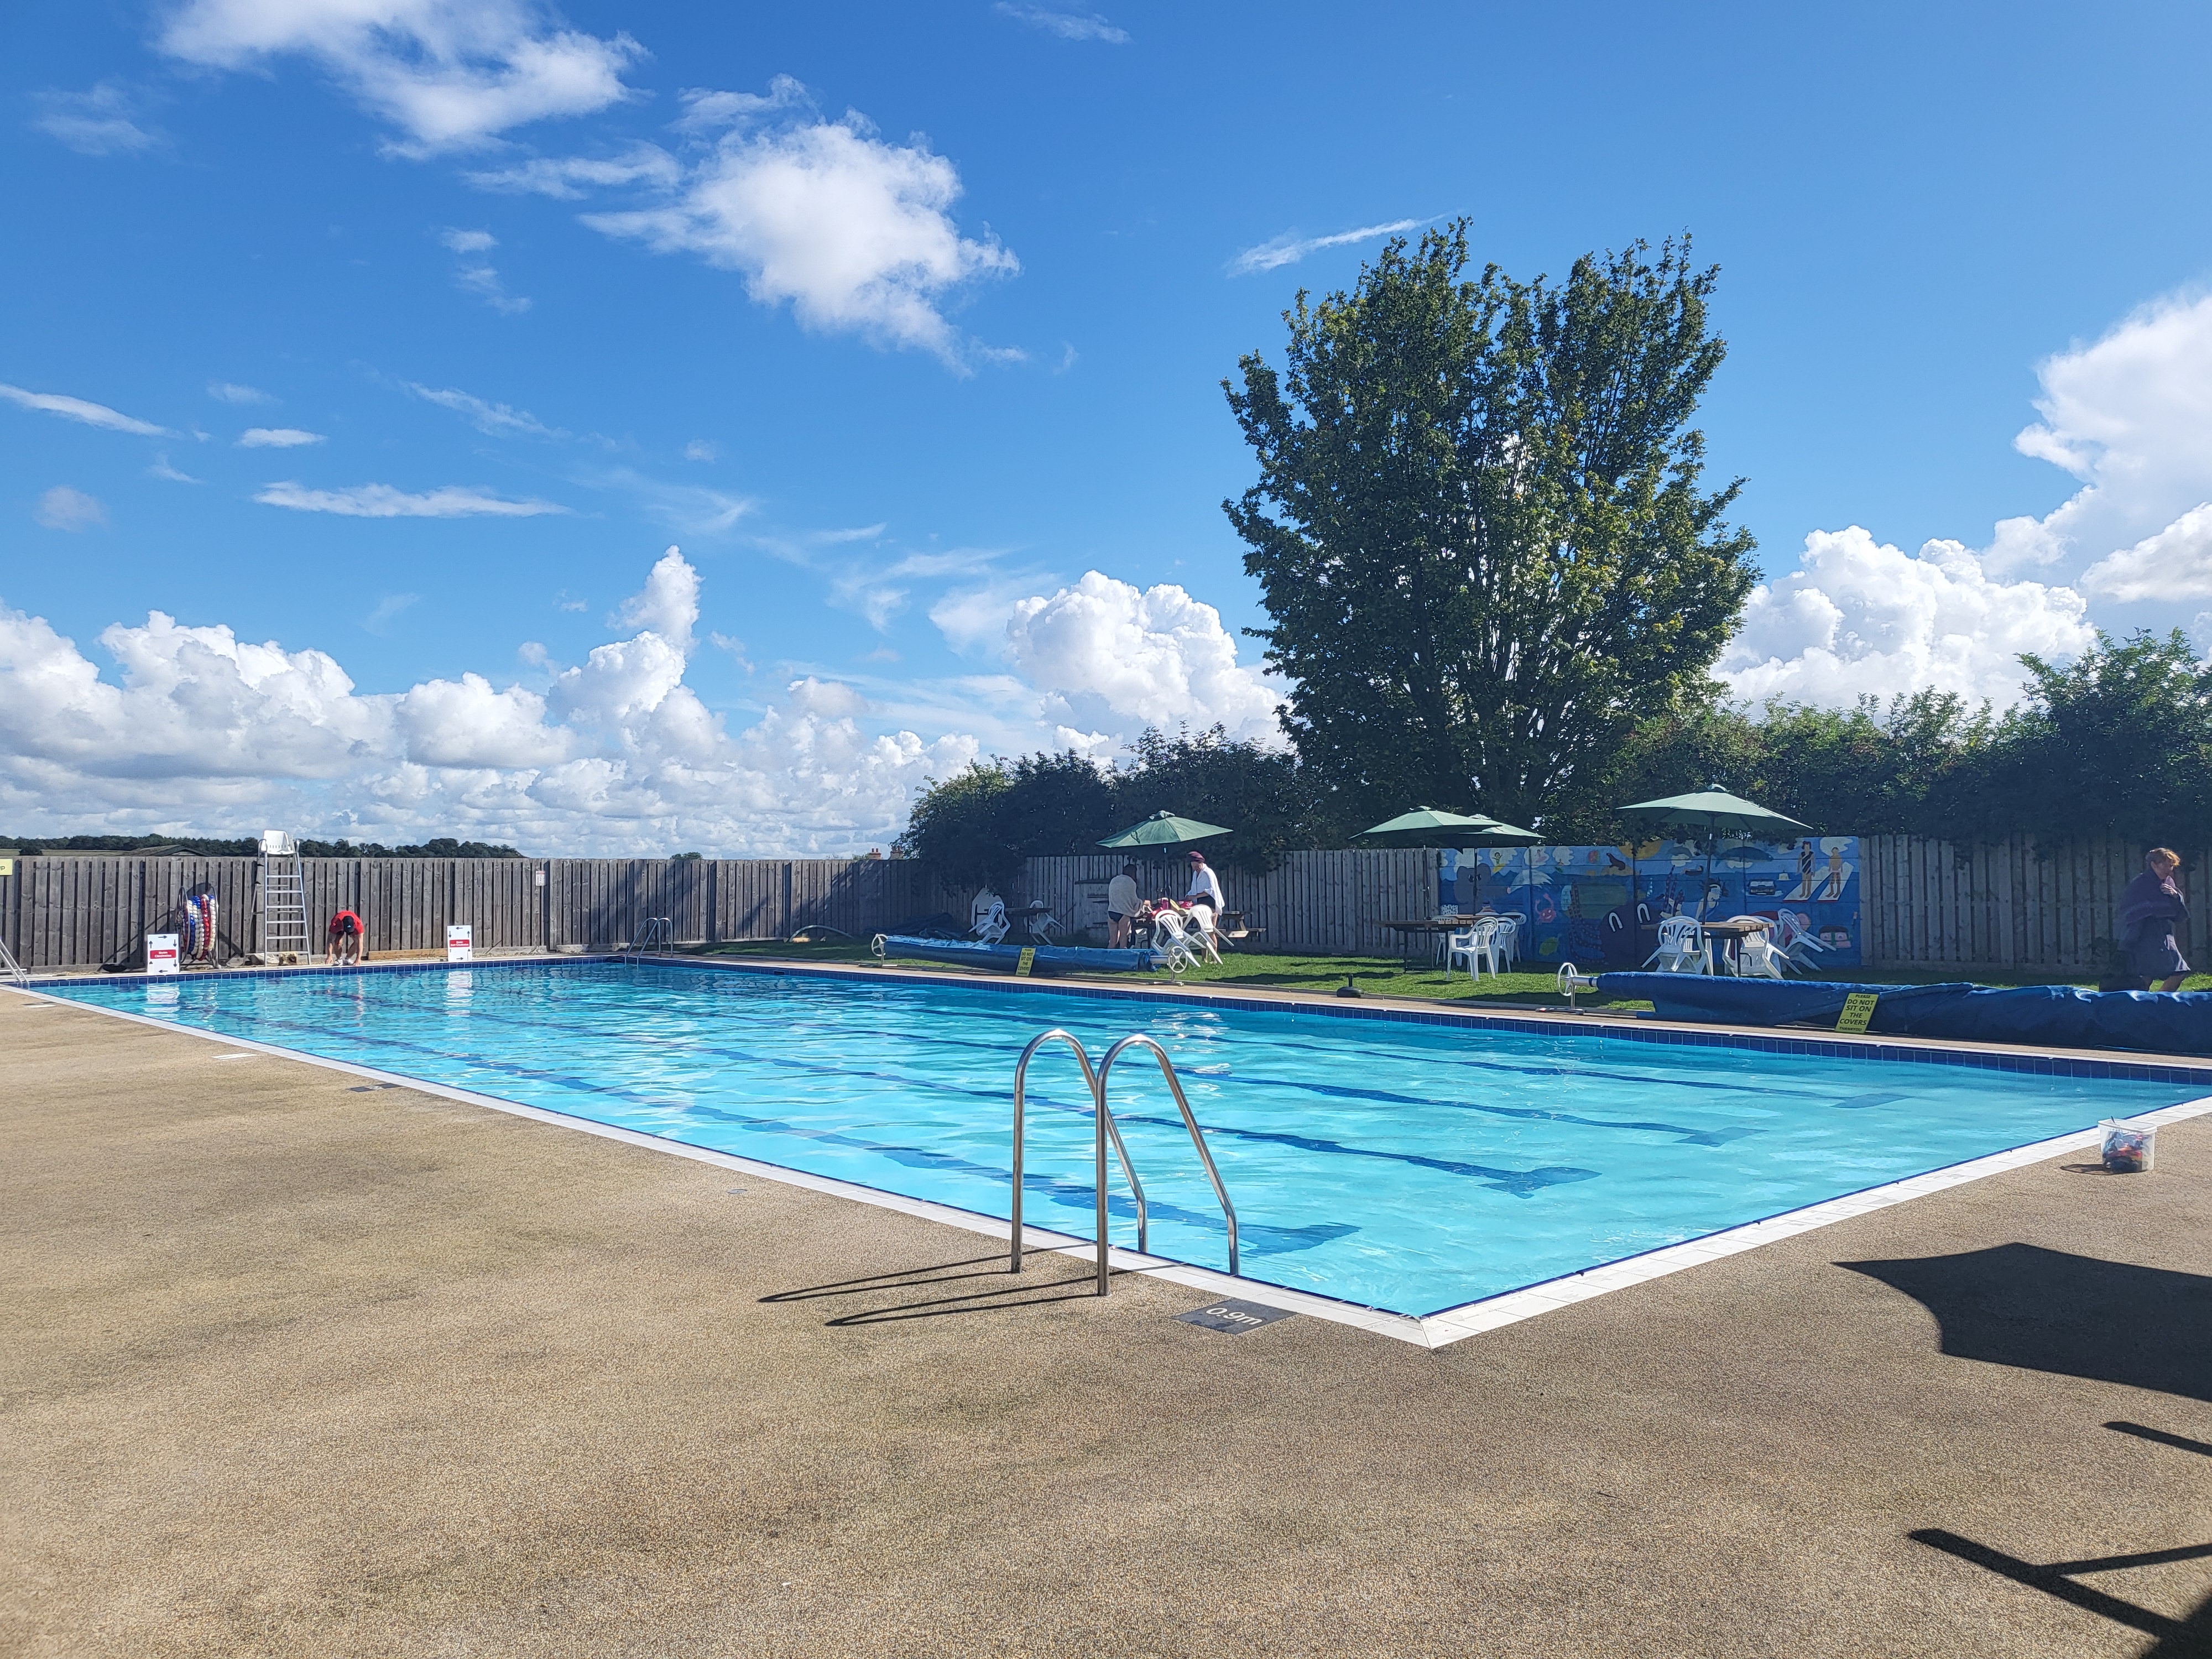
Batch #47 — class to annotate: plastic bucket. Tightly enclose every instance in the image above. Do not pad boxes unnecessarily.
[2099,1120,2157,1174]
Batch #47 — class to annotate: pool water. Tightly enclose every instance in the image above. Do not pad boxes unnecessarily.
[44,962,2205,1318]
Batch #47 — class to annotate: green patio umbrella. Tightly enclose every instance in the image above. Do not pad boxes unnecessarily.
[1358,806,1542,846]
[1616,787,1814,917]
[1096,810,1232,849]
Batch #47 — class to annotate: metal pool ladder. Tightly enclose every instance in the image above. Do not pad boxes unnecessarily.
[621,916,672,962]
[1009,1029,1239,1296]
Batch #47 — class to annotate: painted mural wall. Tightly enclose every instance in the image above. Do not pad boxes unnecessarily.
[1441,837,1864,971]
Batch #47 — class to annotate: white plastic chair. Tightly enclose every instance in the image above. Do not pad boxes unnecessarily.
[1187,906,1224,964]
[1732,926,1787,979]
[1775,910,1829,971]
[1643,915,1709,974]
[1489,915,1521,971]
[1148,908,1206,973]
[1447,920,1498,980]
[971,890,1009,945]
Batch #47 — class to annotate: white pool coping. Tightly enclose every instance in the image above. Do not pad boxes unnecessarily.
[13,978,2211,1352]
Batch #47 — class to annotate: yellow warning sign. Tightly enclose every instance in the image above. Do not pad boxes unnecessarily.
[1835,992,1879,1035]
[1015,947,1037,978]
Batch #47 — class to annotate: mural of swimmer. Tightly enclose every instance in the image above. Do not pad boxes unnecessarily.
[1444,837,1862,969]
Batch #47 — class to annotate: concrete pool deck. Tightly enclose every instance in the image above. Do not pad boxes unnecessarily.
[4,990,2209,1657]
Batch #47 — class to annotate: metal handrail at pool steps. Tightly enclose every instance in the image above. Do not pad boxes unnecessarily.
[1011,1028,1240,1294]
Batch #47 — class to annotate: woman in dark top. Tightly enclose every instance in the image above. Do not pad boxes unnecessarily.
[2117,847,2190,992]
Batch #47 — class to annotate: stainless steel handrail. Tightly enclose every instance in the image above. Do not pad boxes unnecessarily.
[1010,1029,1147,1296]
[1096,1034,1240,1278]
[623,916,672,962]
[0,934,25,983]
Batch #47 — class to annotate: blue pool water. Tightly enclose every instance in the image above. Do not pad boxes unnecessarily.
[43,962,2206,1318]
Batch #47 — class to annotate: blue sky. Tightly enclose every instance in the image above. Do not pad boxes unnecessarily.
[6,2,2211,852]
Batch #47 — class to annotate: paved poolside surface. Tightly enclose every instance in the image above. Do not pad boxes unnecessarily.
[5,989,2209,1658]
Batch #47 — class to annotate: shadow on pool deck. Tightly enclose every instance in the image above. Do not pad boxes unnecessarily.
[6,987,2212,1658]
[1840,1243,2212,1404]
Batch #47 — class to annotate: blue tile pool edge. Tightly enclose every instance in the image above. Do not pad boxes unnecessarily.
[15,963,2212,1350]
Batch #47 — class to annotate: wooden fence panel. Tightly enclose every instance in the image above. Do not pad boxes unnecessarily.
[7,840,2199,976]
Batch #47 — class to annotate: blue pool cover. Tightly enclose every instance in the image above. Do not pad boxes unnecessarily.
[1600,973,2212,1056]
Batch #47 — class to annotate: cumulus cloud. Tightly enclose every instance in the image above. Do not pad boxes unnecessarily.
[1987,290,2212,590]
[159,0,643,154]
[238,426,325,448]
[34,487,108,531]
[0,549,977,853]
[1718,528,2096,707]
[33,83,163,155]
[0,381,168,436]
[578,81,1018,364]
[2083,504,2212,602]
[994,4,1131,43]
[254,481,569,517]
[1231,217,1425,276]
[1000,572,1287,749]
[1728,284,2212,707]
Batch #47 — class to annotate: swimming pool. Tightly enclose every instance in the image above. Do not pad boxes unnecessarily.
[36,961,2209,1319]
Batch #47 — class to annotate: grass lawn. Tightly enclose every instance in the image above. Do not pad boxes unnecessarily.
[684,936,2212,1011]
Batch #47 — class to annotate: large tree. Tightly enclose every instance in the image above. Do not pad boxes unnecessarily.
[1223,224,1757,828]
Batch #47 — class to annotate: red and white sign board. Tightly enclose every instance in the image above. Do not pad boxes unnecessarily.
[445,924,473,963]
[146,932,180,975]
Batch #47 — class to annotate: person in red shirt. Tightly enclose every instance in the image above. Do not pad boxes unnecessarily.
[326,909,365,967]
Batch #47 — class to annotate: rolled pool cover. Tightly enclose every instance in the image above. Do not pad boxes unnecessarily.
[1596,972,2212,1056]
[879,935,1159,975]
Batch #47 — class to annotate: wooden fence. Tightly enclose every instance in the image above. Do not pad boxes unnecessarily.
[0,855,956,971]
[1859,834,2211,975]
[1022,849,1442,957]
[5,838,2200,976]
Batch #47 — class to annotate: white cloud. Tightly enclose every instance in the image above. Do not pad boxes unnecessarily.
[364,592,421,634]
[994,4,1131,43]
[0,381,168,436]
[254,481,569,518]
[1231,218,1425,276]
[238,426,326,448]
[1001,572,1287,746]
[1984,289,2212,585]
[463,143,679,197]
[1718,528,2096,707]
[580,83,1018,364]
[437,228,529,312]
[406,381,562,437]
[33,83,162,155]
[1728,284,2212,707]
[207,380,274,404]
[149,456,202,483]
[0,549,1300,851]
[0,551,981,853]
[34,487,108,531]
[683,439,717,462]
[160,0,643,154]
[2083,504,2212,602]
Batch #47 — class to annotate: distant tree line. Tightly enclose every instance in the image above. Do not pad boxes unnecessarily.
[895,632,2212,877]
[1,833,525,858]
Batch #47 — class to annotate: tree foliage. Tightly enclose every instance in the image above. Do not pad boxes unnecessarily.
[891,727,1306,883]
[1223,223,1757,831]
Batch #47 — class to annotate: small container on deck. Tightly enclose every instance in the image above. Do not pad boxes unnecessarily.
[2099,1120,2156,1173]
